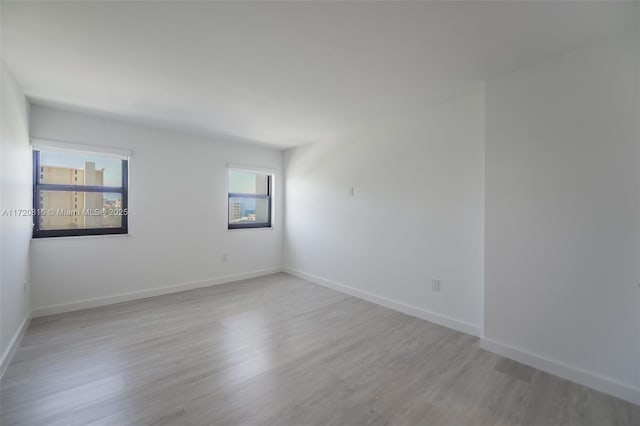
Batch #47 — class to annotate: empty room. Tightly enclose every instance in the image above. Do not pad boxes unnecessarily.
[1,1,639,425]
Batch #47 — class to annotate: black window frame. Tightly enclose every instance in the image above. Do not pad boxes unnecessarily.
[32,150,129,238]
[227,170,272,230]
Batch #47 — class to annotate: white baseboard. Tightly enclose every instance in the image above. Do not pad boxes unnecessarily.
[285,267,639,405]
[32,267,284,318]
[1,314,31,379]
[284,267,482,337]
[480,337,640,406]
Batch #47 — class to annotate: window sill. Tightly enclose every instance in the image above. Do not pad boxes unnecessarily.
[31,233,131,241]
[227,226,276,232]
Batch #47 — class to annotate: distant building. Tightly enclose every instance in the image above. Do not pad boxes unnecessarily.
[229,202,260,224]
[39,162,106,229]
[230,202,242,221]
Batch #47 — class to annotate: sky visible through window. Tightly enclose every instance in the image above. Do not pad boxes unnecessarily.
[229,170,261,194]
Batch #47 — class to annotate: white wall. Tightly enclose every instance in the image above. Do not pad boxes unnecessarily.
[0,63,32,370]
[484,31,639,403]
[9,25,638,406]
[29,106,284,315]
[284,89,485,335]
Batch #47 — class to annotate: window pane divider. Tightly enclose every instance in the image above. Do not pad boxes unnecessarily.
[36,184,125,193]
[228,193,270,199]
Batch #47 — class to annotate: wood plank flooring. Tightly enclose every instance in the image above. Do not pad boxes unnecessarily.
[1,273,638,425]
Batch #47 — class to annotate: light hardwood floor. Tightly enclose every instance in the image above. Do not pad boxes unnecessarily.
[1,273,638,425]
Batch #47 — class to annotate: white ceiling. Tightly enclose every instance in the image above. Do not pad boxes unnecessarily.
[2,1,637,148]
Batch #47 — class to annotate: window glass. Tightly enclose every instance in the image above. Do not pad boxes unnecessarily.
[229,170,269,195]
[38,191,125,230]
[33,149,128,238]
[39,151,123,187]
[228,169,272,229]
[228,197,270,225]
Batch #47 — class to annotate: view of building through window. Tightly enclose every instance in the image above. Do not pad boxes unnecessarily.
[33,149,128,237]
[38,161,123,230]
[228,197,269,224]
[228,169,271,228]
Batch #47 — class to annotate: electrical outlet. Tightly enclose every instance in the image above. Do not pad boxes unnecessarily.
[431,279,441,292]
[221,253,228,262]
[23,281,28,292]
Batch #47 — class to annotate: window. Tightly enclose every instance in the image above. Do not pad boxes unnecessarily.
[33,148,129,238]
[228,167,272,229]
